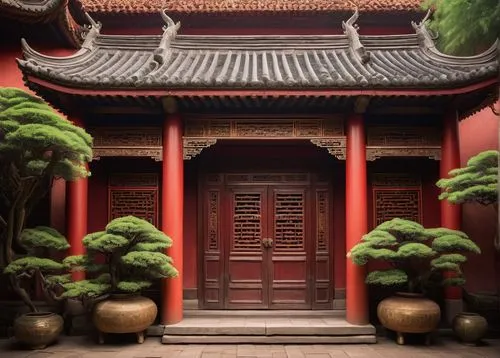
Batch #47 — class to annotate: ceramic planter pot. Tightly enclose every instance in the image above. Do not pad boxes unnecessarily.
[92,294,157,344]
[14,312,63,349]
[377,292,441,345]
[452,312,488,346]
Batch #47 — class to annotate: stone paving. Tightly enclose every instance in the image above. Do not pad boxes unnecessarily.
[0,335,499,358]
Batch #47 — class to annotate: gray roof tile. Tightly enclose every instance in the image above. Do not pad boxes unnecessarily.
[17,11,498,90]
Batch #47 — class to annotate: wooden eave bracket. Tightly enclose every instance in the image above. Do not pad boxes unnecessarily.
[310,138,346,160]
[366,146,441,161]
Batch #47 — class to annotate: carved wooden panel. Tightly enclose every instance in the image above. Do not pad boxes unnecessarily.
[367,126,440,146]
[373,189,422,225]
[316,190,329,252]
[274,192,305,251]
[91,127,163,161]
[232,193,263,251]
[108,174,159,226]
[109,189,158,225]
[226,173,310,184]
[371,173,421,187]
[207,191,219,251]
[184,117,344,138]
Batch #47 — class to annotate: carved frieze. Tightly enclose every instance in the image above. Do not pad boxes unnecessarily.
[366,147,441,161]
[90,127,163,161]
[184,117,344,138]
[367,126,440,146]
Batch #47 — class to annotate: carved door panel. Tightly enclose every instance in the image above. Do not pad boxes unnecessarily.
[226,187,269,309]
[268,187,310,309]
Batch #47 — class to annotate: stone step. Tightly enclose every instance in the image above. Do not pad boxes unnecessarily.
[184,310,345,317]
[162,335,377,344]
[162,313,376,344]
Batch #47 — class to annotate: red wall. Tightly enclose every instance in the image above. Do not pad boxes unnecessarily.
[459,102,499,293]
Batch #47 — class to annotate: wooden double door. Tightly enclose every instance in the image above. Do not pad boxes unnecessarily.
[201,173,332,310]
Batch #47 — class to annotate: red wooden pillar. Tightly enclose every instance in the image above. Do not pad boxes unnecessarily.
[345,113,369,325]
[66,117,88,281]
[440,111,462,305]
[161,112,184,325]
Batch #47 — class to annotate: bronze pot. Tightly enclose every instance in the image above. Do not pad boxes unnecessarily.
[377,292,441,345]
[14,312,63,349]
[93,294,157,344]
[452,312,488,346]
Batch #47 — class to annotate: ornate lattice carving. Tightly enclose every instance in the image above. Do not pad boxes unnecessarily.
[226,173,310,184]
[374,189,422,225]
[183,138,217,160]
[233,193,262,251]
[371,173,421,187]
[316,191,328,252]
[310,138,347,160]
[109,189,158,225]
[366,147,441,161]
[90,127,162,161]
[367,126,440,146]
[184,117,344,138]
[109,173,159,187]
[274,193,305,251]
[208,191,219,251]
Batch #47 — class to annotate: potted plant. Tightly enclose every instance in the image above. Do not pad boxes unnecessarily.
[437,149,499,343]
[0,87,92,348]
[3,227,71,349]
[63,215,178,344]
[347,218,480,345]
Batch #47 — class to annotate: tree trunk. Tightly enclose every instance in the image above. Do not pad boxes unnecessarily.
[9,274,37,312]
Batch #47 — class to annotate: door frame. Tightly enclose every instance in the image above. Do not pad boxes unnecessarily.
[198,170,334,310]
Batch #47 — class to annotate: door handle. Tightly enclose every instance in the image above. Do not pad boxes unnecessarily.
[262,238,273,248]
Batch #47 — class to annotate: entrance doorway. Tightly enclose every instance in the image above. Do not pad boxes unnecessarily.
[200,172,333,310]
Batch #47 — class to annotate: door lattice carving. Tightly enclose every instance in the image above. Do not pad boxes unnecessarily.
[233,193,262,251]
[316,191,328,252]
[374,189,421,225]
[109,189,158,225]
[208,191,219,251]
[108,174,159,226]
[274,193,305,251]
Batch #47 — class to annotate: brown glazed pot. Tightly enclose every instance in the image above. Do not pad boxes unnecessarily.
[92,294,157,344]
[452,312,488,346]
[377,292,441,345]
[14,312,63,349]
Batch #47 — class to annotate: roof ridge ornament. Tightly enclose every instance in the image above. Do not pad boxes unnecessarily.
[81,12,102,50]
[153,10,181,65]
[342,9,370,65]
[411,9,438,50]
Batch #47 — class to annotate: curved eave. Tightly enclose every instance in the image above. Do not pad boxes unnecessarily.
[0,0,67,23]
[22,74,499,98]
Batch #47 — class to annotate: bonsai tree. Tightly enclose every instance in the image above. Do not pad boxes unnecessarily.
[347,218,481,293]
[3,226,71,312]
[62,216,178,299]
[0,87,92,309]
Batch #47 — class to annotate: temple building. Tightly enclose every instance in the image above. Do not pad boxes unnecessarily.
[0,0,498,343]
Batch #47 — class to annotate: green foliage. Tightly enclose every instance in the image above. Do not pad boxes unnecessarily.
[0,87,93,181]
[366,269,408,287]
[19,226,70,251]
[4,257,63,275]
[347,218,481,292]
[436,150,499,206]
[422,0,500,55]
[63,216,178,298]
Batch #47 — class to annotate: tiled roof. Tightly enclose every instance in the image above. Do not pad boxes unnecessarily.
[18,12,498,91]
[79,0,423,14]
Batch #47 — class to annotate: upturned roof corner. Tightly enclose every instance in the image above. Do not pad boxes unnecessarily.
[342,9,370,65]
[411,9,437,51]
[81,12,102,50]
[153,11,181,66]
